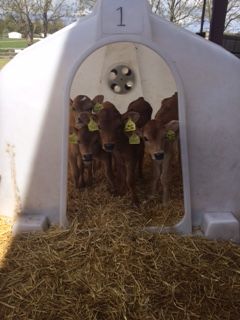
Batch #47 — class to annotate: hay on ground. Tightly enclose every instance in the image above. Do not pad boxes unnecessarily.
[0,215,240,319]
[0,157,239,319]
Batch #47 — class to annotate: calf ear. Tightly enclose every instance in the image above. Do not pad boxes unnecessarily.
[122,111,140,124]
[165,120,179,133]
[73,95,94,112]
[92,95,104,104]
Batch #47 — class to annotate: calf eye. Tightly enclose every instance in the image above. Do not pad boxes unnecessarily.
[144,137,149,142]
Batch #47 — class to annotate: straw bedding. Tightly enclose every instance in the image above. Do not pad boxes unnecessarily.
[0,159,240,319]
[67,154,184,228]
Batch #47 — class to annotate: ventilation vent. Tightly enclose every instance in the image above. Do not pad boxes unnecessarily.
[108,65,135,94]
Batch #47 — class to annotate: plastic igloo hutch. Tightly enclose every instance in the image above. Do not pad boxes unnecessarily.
[0,0,240,241]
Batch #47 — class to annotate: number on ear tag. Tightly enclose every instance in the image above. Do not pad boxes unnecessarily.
[124,118,136,132]
[129,133,140,145]
[93,103,103,113]
[69,133,78,144]
[88,118,99,132]
[166,130,176,141]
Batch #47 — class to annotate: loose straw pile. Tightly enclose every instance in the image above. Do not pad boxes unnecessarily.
[0,158,240,319]
[1,218,240,319]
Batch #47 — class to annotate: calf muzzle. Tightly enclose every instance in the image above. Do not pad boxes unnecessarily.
[103,143,115,152]
[82,154,93,162]
[154,152,164,161]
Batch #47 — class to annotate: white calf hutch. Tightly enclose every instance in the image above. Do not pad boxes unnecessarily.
[0,0,240,241]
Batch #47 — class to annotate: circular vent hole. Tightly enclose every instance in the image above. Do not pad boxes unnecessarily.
[122,67,130,75]
[126,81,133,88]
[111,83,121,93]
[110,69,118,80]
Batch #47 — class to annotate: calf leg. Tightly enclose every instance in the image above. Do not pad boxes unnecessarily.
[126,160,139,206]
[160,152,172,206]
[151,161,161,194]
[114,156,126,196]
[92,159,101,178]
[69,145,80,188]
[78,156,86,188]
[69,158,79,188]
[98,152,116,193]
[137,141,145,179]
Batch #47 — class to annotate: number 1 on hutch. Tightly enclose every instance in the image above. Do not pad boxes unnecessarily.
[117,7,126,27]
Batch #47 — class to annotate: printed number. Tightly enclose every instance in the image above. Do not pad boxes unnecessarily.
[117,7,126,27]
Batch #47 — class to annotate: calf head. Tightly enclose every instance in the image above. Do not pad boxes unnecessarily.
[72,94,105,128]
[75,112,101,165]
[94,102,123,152]
[71,95,92,129]
[142,120,179,161]
[72,95,93,112]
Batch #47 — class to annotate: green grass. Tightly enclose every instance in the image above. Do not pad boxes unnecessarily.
[0,58,10,69]
[0,38,30,49]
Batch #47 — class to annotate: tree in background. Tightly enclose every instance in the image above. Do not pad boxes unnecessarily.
[48,18,65,33]
[74,0,96,17]
[0,14,22,35]
[36,0,72,37]
[0,0,37,44]
[203,0,240,32]
[0,0,73,43]
[149,0,202,28]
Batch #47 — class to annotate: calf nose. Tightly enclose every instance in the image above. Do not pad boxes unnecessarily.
[154,152,164,161]
[103,143,115,152]
[82,154,93,162]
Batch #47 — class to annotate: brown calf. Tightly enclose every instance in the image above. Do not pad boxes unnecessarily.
[142,92,179,205]
[68,95,104,188]
[69,98,84,187]
[92,102,142,206]
[142,119,179,205]
[75,112,115,193]
[122,97,153,178]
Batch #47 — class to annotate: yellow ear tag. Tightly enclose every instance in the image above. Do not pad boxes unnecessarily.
[88,118,99,132]
[124,118,136,132]
[93,103,103,113]
[166,130,176,141]
[69,133,78,144]
[129,133,140,145]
